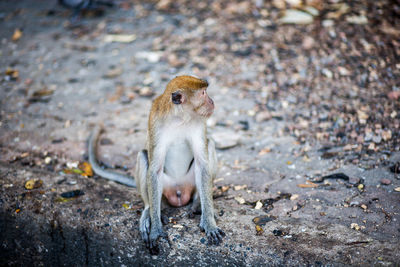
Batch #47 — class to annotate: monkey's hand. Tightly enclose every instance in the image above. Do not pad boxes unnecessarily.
[199,218,225,245]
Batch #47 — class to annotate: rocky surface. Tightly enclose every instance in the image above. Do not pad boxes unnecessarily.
[1,0,399,265]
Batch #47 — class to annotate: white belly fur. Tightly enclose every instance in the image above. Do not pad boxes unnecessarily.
[163,140,195,186]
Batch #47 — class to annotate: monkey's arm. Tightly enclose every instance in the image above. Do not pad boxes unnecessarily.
[88,125,136,187]
[194,138,225,245]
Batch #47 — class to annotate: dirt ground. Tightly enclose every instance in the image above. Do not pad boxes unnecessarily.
[1,0,399,266]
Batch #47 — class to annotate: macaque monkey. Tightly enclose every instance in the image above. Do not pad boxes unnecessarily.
[88,75,224,250]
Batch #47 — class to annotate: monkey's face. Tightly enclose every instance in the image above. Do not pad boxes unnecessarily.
[171,87,214,118]
[190,88,214,118]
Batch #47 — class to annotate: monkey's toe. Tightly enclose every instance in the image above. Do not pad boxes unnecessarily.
[139,211,151,245]
[206,228,225,246]
[161,214,169,225]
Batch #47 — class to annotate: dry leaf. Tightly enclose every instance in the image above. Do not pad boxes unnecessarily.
[78,162,93,177]
[32,89,54,97]
[104,34,136,43]
[297,180,318,188]
[255,225,264,235]
[254,200,263,210]
[5,68,19,79]
[12,29,22,42]
[25,179,43,190]
[103,67,123,79]
[234,184,247,191]
[357,110,369,124]
[279,9,314,25]
[258,147,271,156]
[326,3,349,19]
[234,196,245,204]
[350,223,360,231]
[221,185,230,192]
[346,15,368,25]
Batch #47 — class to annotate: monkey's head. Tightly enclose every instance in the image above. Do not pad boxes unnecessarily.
[167,75,214,118]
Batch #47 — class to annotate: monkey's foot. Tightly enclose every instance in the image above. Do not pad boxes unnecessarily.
[188,207,202,219]
[161,214,169,225]
[148,228,168,249]
[139,209,151,244]
[199,222,225,245]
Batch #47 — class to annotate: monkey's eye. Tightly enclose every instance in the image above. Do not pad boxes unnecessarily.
[171,91,183,104]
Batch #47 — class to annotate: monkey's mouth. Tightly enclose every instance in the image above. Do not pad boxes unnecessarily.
[202,109,214,117]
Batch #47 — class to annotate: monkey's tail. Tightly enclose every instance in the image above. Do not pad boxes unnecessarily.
[88,125,136,187]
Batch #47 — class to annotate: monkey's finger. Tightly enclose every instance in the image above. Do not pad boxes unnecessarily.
[218,228,226,237]
[207,232,219,245]
[149,239,156,249]
[142,232,150,247]
[199,224,205,232]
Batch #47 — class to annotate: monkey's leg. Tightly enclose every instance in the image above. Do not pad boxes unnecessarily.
[135,150,151,244]
[195,140,225,245]
[147,165,167,249]
[190,139,217,217]
[189,191,201,218]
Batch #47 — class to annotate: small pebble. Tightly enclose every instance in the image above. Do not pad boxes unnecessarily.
[44,156,52,164]
[211,131,240,149]
[380,178,391,185]
[372,135,382,144]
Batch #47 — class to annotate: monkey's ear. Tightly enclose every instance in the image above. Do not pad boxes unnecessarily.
[171,91,185,104]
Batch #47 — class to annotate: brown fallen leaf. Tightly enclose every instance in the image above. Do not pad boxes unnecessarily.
[221,185,230,193]
[297,180,318,188]
[5,68,19,80]
[255,225,264,235]
[108,86,124,102]
[233,184,247,191]
[12,28,22,42]
[32,88,54,97]
[258,147,271,156]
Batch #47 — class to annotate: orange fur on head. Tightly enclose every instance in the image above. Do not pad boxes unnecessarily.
[149,75,210,122]
[165,76,208,95]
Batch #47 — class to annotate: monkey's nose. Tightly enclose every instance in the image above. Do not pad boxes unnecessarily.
[176,190,182,198]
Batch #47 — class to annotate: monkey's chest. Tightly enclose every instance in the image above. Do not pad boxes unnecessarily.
[163,141,194,181]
